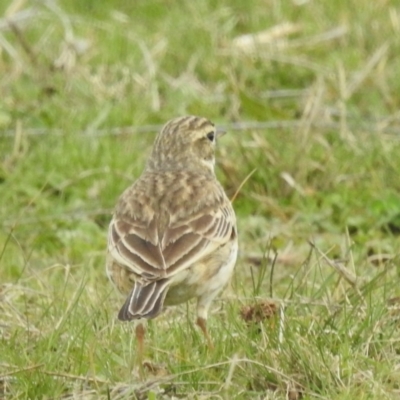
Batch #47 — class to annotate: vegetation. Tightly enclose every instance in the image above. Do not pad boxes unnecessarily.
[1,0,400,398]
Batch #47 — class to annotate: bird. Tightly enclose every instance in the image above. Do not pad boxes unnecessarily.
[106,115,238,356]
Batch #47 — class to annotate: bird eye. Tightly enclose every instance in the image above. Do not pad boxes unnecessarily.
[206,131,215,142]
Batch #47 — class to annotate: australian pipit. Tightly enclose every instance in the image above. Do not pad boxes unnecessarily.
[106,115,238,354]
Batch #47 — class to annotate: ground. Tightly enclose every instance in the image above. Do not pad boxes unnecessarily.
[1,0,400,399]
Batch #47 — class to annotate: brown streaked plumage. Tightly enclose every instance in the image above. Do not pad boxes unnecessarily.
[106,115,238,352]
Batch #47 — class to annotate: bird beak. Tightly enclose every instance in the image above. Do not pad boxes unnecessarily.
[216,127,226,138]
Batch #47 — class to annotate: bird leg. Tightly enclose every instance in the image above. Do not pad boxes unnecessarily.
[196,317,214,349]
[135,322,145,370]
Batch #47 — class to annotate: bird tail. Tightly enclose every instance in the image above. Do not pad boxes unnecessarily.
[118,279,170,321]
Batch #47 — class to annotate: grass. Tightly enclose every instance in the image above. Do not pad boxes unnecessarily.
[1,0,400,398]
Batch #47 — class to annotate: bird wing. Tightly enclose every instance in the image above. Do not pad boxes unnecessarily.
[108,198,236,281]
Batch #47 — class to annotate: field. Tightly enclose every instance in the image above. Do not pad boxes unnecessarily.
[1,0,400,398]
